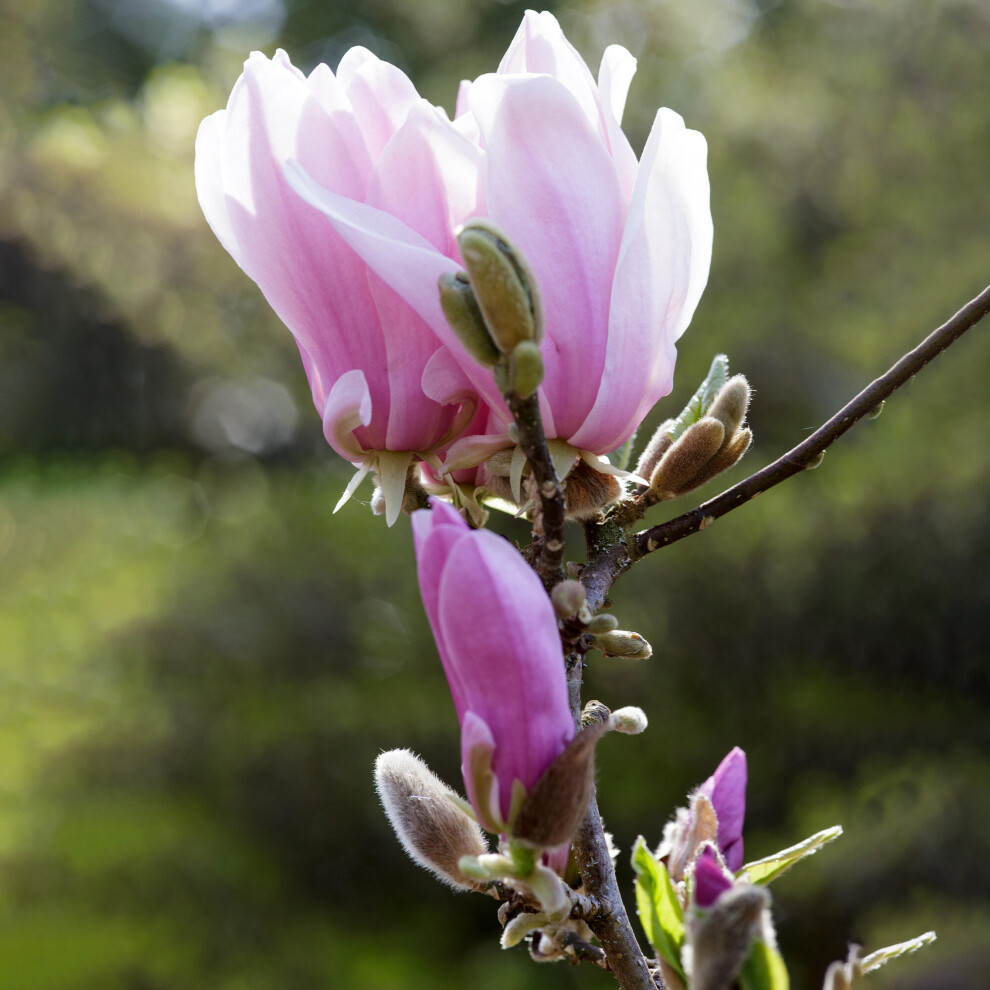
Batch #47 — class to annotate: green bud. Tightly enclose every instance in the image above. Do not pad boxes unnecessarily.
[706,375,751,437]
[551,579,586,618]
[585,612,619,634]
[649,417,725,501]
[591,629,653,660]
[457,219,544,352]
[507,340,544,398]
[438,271,501,367]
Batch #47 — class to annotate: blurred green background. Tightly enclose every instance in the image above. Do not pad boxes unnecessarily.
[1,0,988,987]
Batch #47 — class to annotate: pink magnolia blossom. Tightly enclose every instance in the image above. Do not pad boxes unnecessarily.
[411,498,574,834]
[698,746,748,872]
[195,49,483,524]
[288,10,712,469]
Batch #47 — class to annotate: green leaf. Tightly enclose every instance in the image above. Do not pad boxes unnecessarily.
[631,837,687,982]
[669,354,730,441]
[861,931,936,973]
[740,826,843,885]
[739,939,790,990]
[610,429,638,471]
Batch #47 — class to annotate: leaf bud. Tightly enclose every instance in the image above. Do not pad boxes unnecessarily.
[374,749,489,892]
[551,579,586,618]
[705,375,751,438]
[590,629,653,660]
[581,699,611,727]
[649,418,725,500]
[683,427,753,492]
[607,706,649,735]
[507,340,545,398]
[457,219,544,352]
[634,419,677,481]
[688,885,770,990]
[438,271,501,368]
[585,612,619,634]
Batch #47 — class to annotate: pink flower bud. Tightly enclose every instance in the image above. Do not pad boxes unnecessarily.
[411,499,575,834]
[697,747,748,872]
[195,50,482,523]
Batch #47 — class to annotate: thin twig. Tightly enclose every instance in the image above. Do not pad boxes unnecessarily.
[635,281,990,558]
[503,389,567,589]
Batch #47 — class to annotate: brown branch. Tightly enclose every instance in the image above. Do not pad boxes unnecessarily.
[635,281,990,558]
[503,389,567,589]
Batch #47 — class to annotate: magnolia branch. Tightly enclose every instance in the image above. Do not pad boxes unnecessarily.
[634,281,990,557]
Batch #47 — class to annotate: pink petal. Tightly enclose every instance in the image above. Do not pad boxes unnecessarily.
[699,747,747,872]
[694,847,733,908]
[322,369,372,461]
[469,73,626,441]
[597,45,639,200]
[570,108,712,453]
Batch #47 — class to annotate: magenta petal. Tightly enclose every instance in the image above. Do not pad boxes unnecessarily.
[699,747,748,872]
[694,848,733,909]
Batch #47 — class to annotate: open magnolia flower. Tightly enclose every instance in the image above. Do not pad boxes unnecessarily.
[285,10,713,510]
[195,49,483,524]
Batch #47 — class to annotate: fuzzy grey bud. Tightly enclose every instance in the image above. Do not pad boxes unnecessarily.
[551,580,586,618]
[649,418,726,500]
[374,749,489,892]
[438,271,501,368]
[457,219,543,352]
[607,706,648,735]
[689,885,770,990]
[705,375,751,437]
[591,629,653,660]
[634,419,677,481]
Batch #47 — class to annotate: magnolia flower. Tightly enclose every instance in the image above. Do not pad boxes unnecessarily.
[411,498,574,835]
[195,49,483,524]
[287,10,712,486]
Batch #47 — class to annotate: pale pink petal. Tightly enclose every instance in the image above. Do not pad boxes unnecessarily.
[569,108,712,453]
[469,73,626,440]
[194,110,240,262]
[597,44,639,199]
[322,368,372,461]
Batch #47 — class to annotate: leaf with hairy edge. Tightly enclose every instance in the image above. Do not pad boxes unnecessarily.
[668,354,729,441]
[740,826,843,885]
[739,939,790,990]
[861,931,937,973]
[631,837,687,982]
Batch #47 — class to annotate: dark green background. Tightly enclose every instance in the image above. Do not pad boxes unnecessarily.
[1,0,987,987]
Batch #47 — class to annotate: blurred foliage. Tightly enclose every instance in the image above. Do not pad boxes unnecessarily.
[0,0,988,987]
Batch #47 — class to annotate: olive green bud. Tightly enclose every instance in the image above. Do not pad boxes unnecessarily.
[585,612,619,634]
[591,629,653,660]
[705,375,751,437]
[438,271,501,368]
[551,579,586,618]
[457,219,544,352]
[507,340,544,398]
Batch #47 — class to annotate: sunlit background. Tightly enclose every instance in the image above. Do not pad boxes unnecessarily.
[1,0,988,987]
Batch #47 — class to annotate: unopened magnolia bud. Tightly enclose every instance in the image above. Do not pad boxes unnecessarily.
[634,419,677,481]
[374,749,489,892]
[689,885,770,990]
[585,612,619,634]
[685,427,753,492]
[512,722,609,849]
[457,219,543,352]
[551,580,586,618]
[650,418,725,500]
[438,271,501,367]
[508,340,544,398]
[607,706,648,735]
[591,629,653,660]
[705,375,751,437]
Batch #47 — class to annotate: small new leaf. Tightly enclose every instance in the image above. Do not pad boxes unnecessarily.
[739,939,790,990]
[668,354,730,442]
[740,825,843,885]
[631,837,687,982]
[860,931,936,973]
